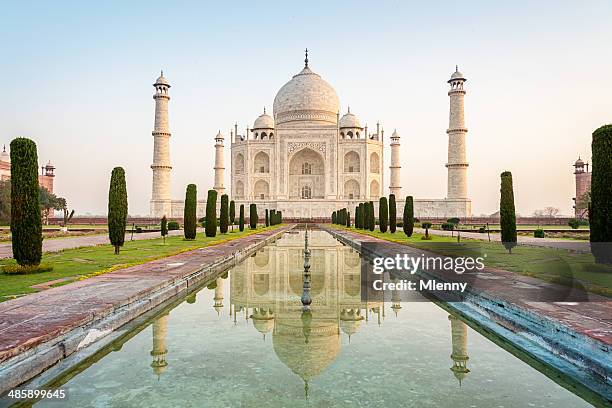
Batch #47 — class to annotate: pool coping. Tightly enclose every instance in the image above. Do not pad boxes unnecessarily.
[0,225,295,396]
[321,225,611,403]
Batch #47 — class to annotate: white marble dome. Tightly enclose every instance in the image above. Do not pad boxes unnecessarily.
[155,72,170,86]
[450,67,466,81]
[339,109,361,129]
[253,110,274,129]
[273,66,340,125]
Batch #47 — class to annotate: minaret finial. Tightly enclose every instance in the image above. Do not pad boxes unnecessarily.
[263,107,266,114]
[347,106,350,114]
[455,65,458,72]
[304,48,309,68]
[160,69,164,76]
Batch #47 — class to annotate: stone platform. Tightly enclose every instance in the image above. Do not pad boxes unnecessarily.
[0,225,294,394]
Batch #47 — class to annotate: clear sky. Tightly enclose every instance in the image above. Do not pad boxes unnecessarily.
[1,1,610,216]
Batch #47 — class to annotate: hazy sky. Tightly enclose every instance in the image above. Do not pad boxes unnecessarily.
[1,1,610,216]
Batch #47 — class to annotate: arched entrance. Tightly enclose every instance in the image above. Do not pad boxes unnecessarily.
[288,148,325,199]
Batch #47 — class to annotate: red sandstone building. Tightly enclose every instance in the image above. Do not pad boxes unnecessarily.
[573,156,591,218]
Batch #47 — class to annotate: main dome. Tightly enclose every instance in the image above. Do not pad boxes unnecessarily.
[273,66,340,125]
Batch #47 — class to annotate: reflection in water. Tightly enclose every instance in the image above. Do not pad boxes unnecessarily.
[150,314,169,379]
[449,314,470,385]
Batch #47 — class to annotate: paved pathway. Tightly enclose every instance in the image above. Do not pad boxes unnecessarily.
[0,225,293,367]
[0,230,186,259]
[419,228,591,253]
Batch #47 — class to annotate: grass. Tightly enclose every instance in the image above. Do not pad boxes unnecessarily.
[332,225,612,297]
[0,225,282,301]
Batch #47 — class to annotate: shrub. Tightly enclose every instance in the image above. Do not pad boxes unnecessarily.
[10,138,43,265]
[239,205,245,231]
[447,217,460,225]
[205,189,218,237]
[441,222,455,231]
[249,204,258,229]
[3,263,53,275]
[478,226,487,233]
[379,197,388,233]
[421,222,432,239]
[590,124,612,264]
[220,194,229,233]
[402,196,414,237]
[184,184,197,240]
[160,216,168,243]
[168,221,179,230]
[568,218,581,229]
[229,200,236,230]
[389,194,397,233]
[500,171,517,253]
[533,229,545,238]
[108,167,128,255]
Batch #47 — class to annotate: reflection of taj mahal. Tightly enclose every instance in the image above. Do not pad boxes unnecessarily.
[150,51,472,218]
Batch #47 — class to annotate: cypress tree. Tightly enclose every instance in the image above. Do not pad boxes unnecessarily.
[249,204,258,229]
[184,184,197,240]
[500,171,517,253]
[332,211,337,224]
[358,203,365,229]
[278,211,282,224]
[389,194,397,233]
[10,138,43,265]
[161,215,168,244]
[589,125,612,264]
[368,201,375,232]
[346,211,351,227]
[363,203,369,230]
[403,196,414,237]
[229,200,236,231]
[239,204,245,231]
[355,206,359,229]
[205,189,218,237]
[379,197,388,233]
[220,194,229,233]
[270,209,276,225]
[107,167,128,254]
[265,209,269,227]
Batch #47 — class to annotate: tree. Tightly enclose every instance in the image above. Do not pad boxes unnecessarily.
[590,124,612,264]
[355,206,359,229]
[364,202,371,230]
[270,209,276,225]
[183,184,197,240]
[205,189,218,237]
[543,207,560,218]
[219,194,229,233]
[500,171,517,254]
[55,197,74,230]
[421,222,432,239]
[346,211,351,228]
[39,187,62,225]
[239,204,245,231]
[107,166,128,255]
[379,197,388,233]
[575,190,590,220]
[249,204,258,229]
[358,203,365,229]
[161,215,168,244]
[0,180,10,224]
[229,200,236,231]
[389,194,397,233]
[265,209,269,227]
[403,196,414,237]
[278,211,282,224]
[368,201,375,232]
[10,138,43,265]
[332,211,337,224]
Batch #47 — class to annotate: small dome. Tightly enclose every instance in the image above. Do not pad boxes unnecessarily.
[0,146,9,163]
[449,66,466,82]
[253,109,274,129]
[392,129,400,138]
[215,130,224,139]
[339,109,361,129]
[154,71,170,86]
[45,160,54,168]
[574,157,584,166]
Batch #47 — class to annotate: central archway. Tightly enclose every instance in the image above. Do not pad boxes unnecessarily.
[288,148,325,199]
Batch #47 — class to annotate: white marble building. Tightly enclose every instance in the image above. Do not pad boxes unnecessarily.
[149,53,471,219]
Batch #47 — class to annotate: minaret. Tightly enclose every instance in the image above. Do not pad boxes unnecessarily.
[573,157,591,218]
[213,277,224,315]
[448,314,470,385]
[389,129,402,197]
[214,131,225,195]
[446,66,469,199]
[150,313,169,378]
[150,71,172,217]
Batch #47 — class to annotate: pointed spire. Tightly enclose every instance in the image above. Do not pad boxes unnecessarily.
[304,48,309,68]
[347,106,351,114]
[2,145,5,153]
[455,65,458,72]
[160,69,164,77]
[263,107,266,115]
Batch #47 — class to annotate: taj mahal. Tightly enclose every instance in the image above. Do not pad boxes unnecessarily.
[150,51,472,219]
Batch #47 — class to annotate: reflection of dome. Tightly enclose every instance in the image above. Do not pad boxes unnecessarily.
[273,65,340,125]
[253,109,274,129]
[339,109,361,129]
[252,308,275,338]
[272,316,340,382]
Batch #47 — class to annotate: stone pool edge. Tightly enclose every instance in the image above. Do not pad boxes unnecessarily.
[0,225,295,395]
[321,225,611,403]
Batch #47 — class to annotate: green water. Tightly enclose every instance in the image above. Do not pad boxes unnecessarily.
[34,230,593,407]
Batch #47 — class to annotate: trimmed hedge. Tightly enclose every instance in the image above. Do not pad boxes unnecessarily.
[108,167,128,255]
[389,194,397,233]
[403,196,414,237]
[590,124,612,264]
[220,194,229,233]
[205,189,218,237]
[239,204,245,231]
[168,221,180,230]
[229,200,236,230]
[379,197,388,233]
[500,171,517,253]
[184,184,197,240]
[533,229,545,238]
[249,204,258,229]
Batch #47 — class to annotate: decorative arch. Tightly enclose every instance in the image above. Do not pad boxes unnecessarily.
[370,179,380,199]
[370,152,380,174]
[289,148,324,175]
[234,180,245,198]
[288,148,325,199]
[344,179,360,199]
[254,151,270,173]
[343,151,360,173]
[235,153,245,174]
[253,179,269,199]
[347,131,354,139]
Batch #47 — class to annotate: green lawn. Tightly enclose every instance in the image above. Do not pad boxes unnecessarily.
[0,226,281,301]
[332,225,612,297]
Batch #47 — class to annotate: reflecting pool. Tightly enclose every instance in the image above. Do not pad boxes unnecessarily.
[33,230,593,407]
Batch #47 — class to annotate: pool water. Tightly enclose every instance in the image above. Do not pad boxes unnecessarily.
[34,230,592,407]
